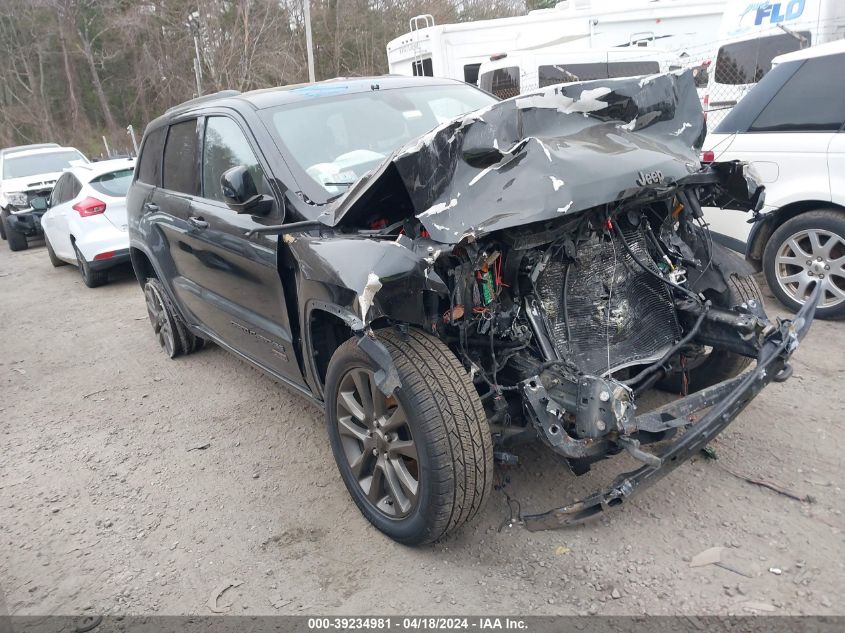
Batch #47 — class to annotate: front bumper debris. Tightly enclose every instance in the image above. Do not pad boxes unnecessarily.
[7,210,45,237]
[522,284,819,531]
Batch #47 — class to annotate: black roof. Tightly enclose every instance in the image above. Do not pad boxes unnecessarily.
[148,76,465,130]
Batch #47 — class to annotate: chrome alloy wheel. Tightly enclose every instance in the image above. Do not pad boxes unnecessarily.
[775,228,845,309]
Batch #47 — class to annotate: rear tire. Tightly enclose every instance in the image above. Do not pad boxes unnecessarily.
[74,243,107,287]
[763,209,845,320]
[3,214,27,251]
[45,236,67,267]
[324,328,493,545]
[0,209,6,240]
[143,277,194,358]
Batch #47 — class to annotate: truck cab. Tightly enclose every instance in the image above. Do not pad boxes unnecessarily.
[0,144,89,251]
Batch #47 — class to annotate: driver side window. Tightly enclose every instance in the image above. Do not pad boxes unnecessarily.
[202,116,270,203]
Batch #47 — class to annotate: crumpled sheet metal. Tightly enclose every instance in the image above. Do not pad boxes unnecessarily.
[337,70,707,244]
[287,235,447,321]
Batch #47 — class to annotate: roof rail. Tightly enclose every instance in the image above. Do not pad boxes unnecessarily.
[1,143,61,156]
[409,14,434,31]
[165,90,242,114]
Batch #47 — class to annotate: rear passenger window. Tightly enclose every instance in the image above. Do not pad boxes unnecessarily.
[750,54,845,132]
[50,174,69,205]
[479,67,520,99]
[136,127,165,186]
[91,168,134,197]
[50,174,81,205]
[539,63,606,86]
[202,117,270,202]
[69,176,82,200]
[162,120,199,195]
[463,63,481,85]
[607,61,659,77]
[715,32,808,85]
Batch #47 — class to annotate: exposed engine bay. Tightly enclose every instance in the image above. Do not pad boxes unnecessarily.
[404,187,771,468]
[277,70,818,528]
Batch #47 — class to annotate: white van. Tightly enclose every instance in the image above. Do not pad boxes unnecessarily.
[477,47,682,99]
[703,39,845,319]
[707,0,845,126]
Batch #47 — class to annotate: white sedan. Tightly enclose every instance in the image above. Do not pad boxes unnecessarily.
[38,158,134,287]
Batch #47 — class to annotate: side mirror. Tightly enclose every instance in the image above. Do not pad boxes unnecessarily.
[30,197,48,211]
[220,165,272,215]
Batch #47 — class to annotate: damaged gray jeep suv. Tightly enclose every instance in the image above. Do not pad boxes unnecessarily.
[127,74,818,544]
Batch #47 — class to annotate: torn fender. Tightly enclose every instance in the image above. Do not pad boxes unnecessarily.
[288,235,448,324]
[331,70,707,243]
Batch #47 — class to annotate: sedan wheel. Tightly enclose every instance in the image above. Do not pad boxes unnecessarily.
[335,367,419,518]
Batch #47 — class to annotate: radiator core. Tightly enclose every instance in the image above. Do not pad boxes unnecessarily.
[536,225,681,376]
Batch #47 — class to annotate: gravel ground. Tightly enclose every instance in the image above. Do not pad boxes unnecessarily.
[1,242,843,617]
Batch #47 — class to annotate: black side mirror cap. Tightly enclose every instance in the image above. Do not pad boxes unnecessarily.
[220,165,272,215]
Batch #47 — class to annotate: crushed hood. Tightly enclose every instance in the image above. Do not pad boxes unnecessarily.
[330,70,706,244]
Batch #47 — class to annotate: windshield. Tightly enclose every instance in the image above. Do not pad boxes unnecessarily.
[2,150,87,180]
[90,168,134,197]
[263,84,497,197]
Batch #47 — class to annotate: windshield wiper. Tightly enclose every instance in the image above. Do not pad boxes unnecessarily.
[324,181,354,187]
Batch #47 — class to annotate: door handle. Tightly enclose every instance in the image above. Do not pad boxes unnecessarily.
[143,202,159,212]
[188,216,209,229]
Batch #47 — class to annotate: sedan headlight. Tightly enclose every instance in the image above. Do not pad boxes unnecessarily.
[6,192,28,207]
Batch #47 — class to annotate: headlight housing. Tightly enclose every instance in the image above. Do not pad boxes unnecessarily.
[6,192,29,207]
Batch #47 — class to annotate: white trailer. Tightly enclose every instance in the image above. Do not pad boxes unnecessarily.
[476,46,683,99]
[386,0,728,85]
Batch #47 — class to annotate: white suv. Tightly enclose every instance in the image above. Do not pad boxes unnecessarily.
[703,39,845,319]
[0,144,88,251]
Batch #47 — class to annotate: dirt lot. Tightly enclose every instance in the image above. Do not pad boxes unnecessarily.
[1,241,843,617]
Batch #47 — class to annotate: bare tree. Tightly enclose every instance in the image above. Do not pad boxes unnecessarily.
[0,0,526,152]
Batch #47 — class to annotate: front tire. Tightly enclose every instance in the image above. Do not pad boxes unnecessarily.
[324,328,493,545]
[3,214,27,252]
[659,254,763,393]
[763,209,845,320]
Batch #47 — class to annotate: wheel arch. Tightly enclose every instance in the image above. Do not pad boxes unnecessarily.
[747,201,845,269]
[305,300,400,402]
[308,304,356,398]
[129,245,160,288]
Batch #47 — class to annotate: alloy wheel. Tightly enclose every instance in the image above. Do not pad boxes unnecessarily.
[144,283,177,357]
[775,228,845,309]
[335,368,419,518]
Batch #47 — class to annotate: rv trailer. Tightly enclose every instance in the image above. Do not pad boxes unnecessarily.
[386,0,728,84]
